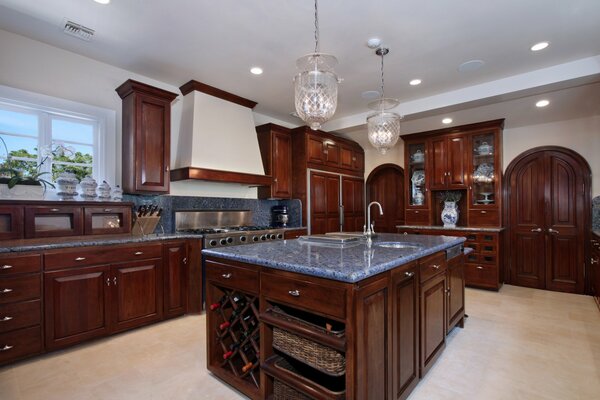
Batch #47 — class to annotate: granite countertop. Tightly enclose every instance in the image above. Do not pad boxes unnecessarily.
[0,233,203,254]
[202,233,465,283]
[396,225,505,232]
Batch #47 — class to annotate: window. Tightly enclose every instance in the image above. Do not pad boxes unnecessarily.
[0,85,116,185]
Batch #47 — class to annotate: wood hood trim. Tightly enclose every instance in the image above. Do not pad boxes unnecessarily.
[179,80,258,109]
[170,167,271,186]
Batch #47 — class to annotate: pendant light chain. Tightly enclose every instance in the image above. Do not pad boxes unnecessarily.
[314,0,320,53]
[380,50,385,99]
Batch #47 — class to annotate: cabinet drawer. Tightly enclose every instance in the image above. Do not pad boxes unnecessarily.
[480,243,497,254]
[24,206,84,238]
[405,209,430,225]
[419,252,447,283]
[463,242,479,253]
[84,206,132,235]
[44,243,163,270]
[0,325,42,364]
[205,260,259,294]
[0,254,41,276]
[468,209,499,227]
[0,300,41,334]
[262,272,346,319]
[0,275,41,304]
[465,263,498,288]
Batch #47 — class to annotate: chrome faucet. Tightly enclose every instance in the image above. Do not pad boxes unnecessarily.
[364,201,383,244]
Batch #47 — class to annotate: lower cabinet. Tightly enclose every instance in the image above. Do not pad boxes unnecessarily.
[447,254,466,333]
[163,241,188,318]
[591,236,600,309]
[45,258,163,349]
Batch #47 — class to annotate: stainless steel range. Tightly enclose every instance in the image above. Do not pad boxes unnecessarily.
[175,210,285,248]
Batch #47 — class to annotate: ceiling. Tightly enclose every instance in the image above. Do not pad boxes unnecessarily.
[0,0,599,135]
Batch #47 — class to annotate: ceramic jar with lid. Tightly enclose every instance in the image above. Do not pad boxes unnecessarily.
[412,150,424,163]
[477,142,492,155]
[56,172,79,199]
[112,185,123,201]
[79,176,98,198]
[98,181,112,199]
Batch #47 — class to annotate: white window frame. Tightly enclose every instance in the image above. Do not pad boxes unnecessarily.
[0,84,116,184]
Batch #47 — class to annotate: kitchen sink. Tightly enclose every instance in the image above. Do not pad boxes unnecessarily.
[374,242,423,250]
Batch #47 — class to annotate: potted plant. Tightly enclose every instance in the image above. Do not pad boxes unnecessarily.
[0,136,73,199]
[437,191,462,228]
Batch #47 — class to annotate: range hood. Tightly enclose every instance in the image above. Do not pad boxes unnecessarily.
[171,80,270,186]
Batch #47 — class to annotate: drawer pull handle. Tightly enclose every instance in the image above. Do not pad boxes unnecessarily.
[530,228,542,232]
[75,257,86,261]
[1,345,14,352]
[0,265,12,270]
[548,228,560,234]
[432,264,441,269]
[103,209,112,212]
[591,259,598,265]
[1,288,13,294]
[106,278,111,286]
[221,273,232,279]
[183,257,188,264]
[405,271,414,277]
[480,211,487,214]
[113,277,117,285]
[476,266,484,270]
[288,290,300,297]
[134,251,144,255]
[0,316,13,322]
[50,208,60,212]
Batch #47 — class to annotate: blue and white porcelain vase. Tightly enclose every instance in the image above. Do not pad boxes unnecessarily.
[441,201,459,228]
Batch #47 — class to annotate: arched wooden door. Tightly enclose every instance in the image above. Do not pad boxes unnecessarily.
[366,164,405,233]
[505,147,591,294]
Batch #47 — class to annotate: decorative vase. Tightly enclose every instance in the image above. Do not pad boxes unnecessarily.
[79,176,98,198]
[441,201,459,228]
[56,172,79,199]
[98,181,112,199]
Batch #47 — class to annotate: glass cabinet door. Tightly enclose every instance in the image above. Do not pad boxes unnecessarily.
[24,206,83,238]
[84,206,132,235]
[471,133,496,206]
[408,143,427,207]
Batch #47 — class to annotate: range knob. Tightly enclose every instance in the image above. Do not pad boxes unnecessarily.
[260,235,266,241]
[269,234,277,240]
[220,239,227,246]
[209,240,218,247]
[240,236,247,243]
[276,233,283,239]
[252,236,259,242]
[226,237,233,244]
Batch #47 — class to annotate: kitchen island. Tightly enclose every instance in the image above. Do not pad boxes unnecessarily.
[202,233,466,400]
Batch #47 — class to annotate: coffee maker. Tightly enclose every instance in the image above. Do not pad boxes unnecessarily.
[271,205,289,227]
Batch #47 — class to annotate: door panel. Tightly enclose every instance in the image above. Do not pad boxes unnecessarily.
[136,96,169,191]
[342,177,365,232]
[310,171,341,234]
[367,166,404,232]
[447,136,467,188]
[272,132,292,198]
[430,138,447,189]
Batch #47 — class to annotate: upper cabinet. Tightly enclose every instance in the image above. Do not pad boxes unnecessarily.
[116,80,178,194]
[256,124,293,199]
[403,119,504,227]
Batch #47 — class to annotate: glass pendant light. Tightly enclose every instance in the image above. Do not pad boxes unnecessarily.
[294,0,340,130]
[367,47,402,154]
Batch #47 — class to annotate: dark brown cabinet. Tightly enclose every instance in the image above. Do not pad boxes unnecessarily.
[430,135,467,190]
[163,241,188,318]
[446,254,465,333]
[0,206,23,240]
[24,205,83,238]
[591,235,600,309]
[83,206,132,235]
[342,176,365,233]
[256,124,292,199]
[309,171,341,234]
[116,79,178,194]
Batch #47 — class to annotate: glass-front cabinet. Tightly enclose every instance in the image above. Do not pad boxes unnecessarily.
[470,132,497,206]
[407,142,427,207]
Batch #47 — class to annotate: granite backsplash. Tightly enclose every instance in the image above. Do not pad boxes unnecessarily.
[123,194,302,233]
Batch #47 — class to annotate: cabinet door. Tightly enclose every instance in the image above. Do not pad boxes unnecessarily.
[340,145,354,169]
[0,206,23,240]
[44,265,111,350]
[271,132,292,198]
[391,264,419,400]
[342,177,364,232]
[135,95,170,192]
[447,136,467,188]
[353,149,365,172]
[164,242,188,318]
[420,273,446,377]
[24,206,83,238]
[446,256,465,333]
[307,135,325,164]
[429,137,447,189]
[355,276,390,400]
[324,140,340,167]
[111,259,163,333]
[84,206,132,235]
[310,171,340,234]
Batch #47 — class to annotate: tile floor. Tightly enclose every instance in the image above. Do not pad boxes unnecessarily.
[0,285,599,400]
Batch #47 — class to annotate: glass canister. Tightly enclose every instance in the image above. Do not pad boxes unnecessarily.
[98,181,112,199]
[56,172,79,199]
[112,185,123,201]
[79,176,98,198]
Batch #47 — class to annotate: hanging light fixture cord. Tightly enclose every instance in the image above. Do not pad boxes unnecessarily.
[380,50,385,99]
[314,0,320,53]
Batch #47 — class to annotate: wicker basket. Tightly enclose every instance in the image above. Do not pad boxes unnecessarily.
[273,328,346,376]
[273,379,312,400]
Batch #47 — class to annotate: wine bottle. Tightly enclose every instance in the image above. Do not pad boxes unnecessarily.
[223,350,234,360]
[242,362,253,373]
[210,294,227,311]
[219,321,231,330]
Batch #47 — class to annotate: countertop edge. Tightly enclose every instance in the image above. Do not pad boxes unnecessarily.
[396,225,505,232]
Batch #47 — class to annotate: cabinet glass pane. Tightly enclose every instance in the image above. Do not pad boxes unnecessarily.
[91,214,123,230]
[35,215,73,232]
[471,133,496,205]
[408,143,426,206]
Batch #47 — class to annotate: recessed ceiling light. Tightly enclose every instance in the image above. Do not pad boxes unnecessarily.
[442,118,453,124]
[530,42,549,52]
[250,67,263,75]
[93,0,110,4]
[361,90,380,100]
[458,60,485,73]
[367,38,382,49]
[536,99,550,107]
[409,79,422,86]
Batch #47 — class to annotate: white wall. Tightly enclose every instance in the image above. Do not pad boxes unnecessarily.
[503,115,600,196]
[364,142,404,178]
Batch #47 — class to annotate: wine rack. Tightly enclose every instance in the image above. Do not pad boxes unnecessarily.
[209,288,261,389]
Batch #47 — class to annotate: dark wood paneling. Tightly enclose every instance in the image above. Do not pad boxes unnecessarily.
[164,242,188,318]
[83,206,132,235]
[447,136,467,188]
[179,80,257,109]
[186,239,203,313]
[256,124,292,199]
[0,326,42,364]
[447,255,465,332]
[0,253,41,276]
[24,206,84,238]
[310,171,341,234]
[419,272,446,377]
[429,137,447,190]
[342,176,364,233]
[0,300,40,334]
[205,258,259,294]
[283,228,307,240]
[44,243,163,270]
[170,166,271,186]
[367,164,405,233]
[0,206,23,240]
[0,274,40,305]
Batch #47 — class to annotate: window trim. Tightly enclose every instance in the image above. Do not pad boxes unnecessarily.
[0,84,116,184]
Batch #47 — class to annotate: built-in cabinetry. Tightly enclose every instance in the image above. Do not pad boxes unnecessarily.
[0,206,23,240]
[116,79,178,194]
[205,249,465,400]
[0,253,42,365]
[256,124,293,199]
[291,126,365,233]
[591,234,600,310]
[403,119,504,227]
[283,228,307,240]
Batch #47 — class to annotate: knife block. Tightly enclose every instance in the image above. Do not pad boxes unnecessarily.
[132,215,162,236]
